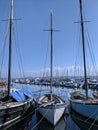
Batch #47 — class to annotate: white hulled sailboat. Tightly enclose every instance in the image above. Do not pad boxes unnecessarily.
[36,12,66,126]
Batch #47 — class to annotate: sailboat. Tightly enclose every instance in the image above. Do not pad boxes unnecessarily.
[0,0,35,128]
[69,0,98,121]
[36,12,66,126]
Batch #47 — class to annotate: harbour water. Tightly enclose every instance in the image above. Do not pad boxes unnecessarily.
[1,83,96,130]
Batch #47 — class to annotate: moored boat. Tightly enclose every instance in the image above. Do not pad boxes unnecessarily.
[69,0,98,122]
[36,12,66,125]
[0,0,35,128]
[69,91,98,121]
[37,94,65,125]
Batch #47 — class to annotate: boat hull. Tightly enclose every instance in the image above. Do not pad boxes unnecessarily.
[38,105,65,125]
[0,99,35,128]
[69,99,98,121]
[37,94,66,125]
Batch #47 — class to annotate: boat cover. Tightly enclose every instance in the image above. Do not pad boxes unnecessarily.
[10,90,26,102]
[22,89,33,98]
[10,89,33,102]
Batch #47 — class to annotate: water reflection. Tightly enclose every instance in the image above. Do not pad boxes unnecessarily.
[1,84,83,130]
[2,112,35,130]
[37,113,66,130]
[70,108,98,130]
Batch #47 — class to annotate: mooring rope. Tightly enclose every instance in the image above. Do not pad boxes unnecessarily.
[71,114,98,129]
[88,114,98,130]
[85,109,98,122]
[30,101,66,130]
[30,108,50,130]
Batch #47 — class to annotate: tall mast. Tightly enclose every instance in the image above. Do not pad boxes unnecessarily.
[8,0,13,98]
[79,0,88,99]
[44,12,59,101]
[50,12,53,97]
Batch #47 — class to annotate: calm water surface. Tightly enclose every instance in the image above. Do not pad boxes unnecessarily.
[3,83,94,130]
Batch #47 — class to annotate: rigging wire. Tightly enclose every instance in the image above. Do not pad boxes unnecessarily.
[73,0,85,78]
[83,7,98,78]
[0,21,9,78]
[8,1,26,89]
[86,25,98,76]
[42,32,50,79]
[74,25,82,77]
[30,108,50,130]
[0,0,25,80]
[74,3,98,79]
[37,32,50,98]
[13,27,25,78]
[71,113,98,129]
[88,114,98,130]
[9,0,25,79]
[0,0,13,80]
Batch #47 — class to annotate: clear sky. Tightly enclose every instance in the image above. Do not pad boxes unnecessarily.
[0,0,98,78]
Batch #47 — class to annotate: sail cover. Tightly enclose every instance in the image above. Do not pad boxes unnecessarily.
[22,89,33,98]
[10,89,33,102]
[10,90,26,102]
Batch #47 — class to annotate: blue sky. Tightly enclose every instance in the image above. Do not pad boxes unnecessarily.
[0,0,98,77]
